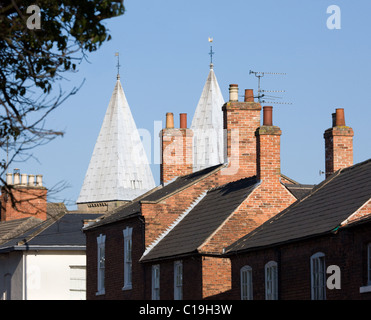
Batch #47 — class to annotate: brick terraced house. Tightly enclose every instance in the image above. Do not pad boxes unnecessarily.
[225,111,371,300]
[83,82,313,300]
[82,64,369,301]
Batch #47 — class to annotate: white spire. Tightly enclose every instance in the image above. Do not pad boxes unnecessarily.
[191,64,225,172]
[77,78,155,204]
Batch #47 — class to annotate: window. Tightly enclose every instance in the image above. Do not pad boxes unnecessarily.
[310,252,326,300]
[96,234,106,295]
[265,261,278,300]
[174,260,183,300]
[123,227,133,290]
[152,264,160,300]
[360,244,371,293]
[240,265,253,300]
[70,266,86,300]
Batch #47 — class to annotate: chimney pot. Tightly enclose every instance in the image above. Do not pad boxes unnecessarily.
[36,175,43,187]
[28,175,35,186]
[229,84,239,102]
[335,108,345,126]
[244,89,254,102]
[13,172,20,185]
[263,106,273,126]
[166,112,174,129]
[180,113,187,129]
[6,173,13,185]
[332,113,336,127]
[20,174,27,185]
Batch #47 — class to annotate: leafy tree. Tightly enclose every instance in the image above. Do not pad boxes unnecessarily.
[0,0,124,203]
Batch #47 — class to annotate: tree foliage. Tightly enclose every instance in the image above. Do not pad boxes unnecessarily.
[0,0,125,177]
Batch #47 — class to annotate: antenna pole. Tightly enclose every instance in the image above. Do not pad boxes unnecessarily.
[249,70,291,105]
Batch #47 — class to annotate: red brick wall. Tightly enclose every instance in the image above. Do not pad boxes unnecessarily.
[143,257,203,300]
[0,186,47,221]
[345,199,371,224]
[202,256,231,299]
[160,128,193,184]
[324,126,353,178]
[200,182,296,256]
[256,126,282,182]
[85,217,146,300]
[221,100,261,179]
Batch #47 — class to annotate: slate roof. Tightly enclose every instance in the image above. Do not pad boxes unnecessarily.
[0,211,101,252]
[284,184,314,200]
[0,217,40,245]
[83,163,225,230]
[0,202,68,246]
[140,176,260,262]
[226,158,371,254]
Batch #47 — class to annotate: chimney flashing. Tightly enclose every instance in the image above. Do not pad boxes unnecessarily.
[256,126,282,136]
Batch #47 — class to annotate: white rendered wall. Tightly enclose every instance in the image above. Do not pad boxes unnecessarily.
[24,250,86,300]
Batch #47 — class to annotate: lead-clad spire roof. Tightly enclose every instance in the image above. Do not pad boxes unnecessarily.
[191,63,225,172]
[77,78,155,204]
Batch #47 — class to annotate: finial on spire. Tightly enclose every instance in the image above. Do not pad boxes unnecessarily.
[115,52,121,80]
[208,37,214,69]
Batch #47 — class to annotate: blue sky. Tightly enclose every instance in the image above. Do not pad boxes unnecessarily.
[12,0,371,209]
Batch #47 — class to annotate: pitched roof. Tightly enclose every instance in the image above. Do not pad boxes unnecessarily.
[77,78,155,204]
[284,184,314,200]
[0,202,68,246]
[0,217,41,245]
[191,64,225,172]
[226,159,371,254]
[84,163,225,230]
[140,176,259,262]
[0,212,102,252]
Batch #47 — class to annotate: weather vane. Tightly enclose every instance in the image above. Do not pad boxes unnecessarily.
[115,52,121,79]
[208,37,214,65]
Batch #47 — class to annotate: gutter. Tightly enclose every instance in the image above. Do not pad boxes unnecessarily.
[0,245,86,254]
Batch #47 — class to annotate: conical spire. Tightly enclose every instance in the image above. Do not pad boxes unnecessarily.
[191,63,225,172]
[77,77,155,206]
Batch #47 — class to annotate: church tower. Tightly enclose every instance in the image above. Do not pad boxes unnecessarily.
[190,41,225,172]
[77,57,155,212]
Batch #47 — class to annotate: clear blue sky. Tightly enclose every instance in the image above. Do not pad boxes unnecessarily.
[12,0,371,209]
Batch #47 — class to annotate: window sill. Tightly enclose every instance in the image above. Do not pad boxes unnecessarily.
[122,284,132,291]
[360,285,371,294]
[96,289,105,296]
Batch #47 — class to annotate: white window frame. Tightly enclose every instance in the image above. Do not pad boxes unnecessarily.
[152,264,160,300]
[265,261,278,300]
[123,227,133,290]
[174,260,183,300]
[96,234,106,295]
[240,265,253,300]
[310,252,326,300]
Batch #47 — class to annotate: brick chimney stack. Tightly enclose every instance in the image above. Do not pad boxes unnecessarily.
[1,170,47,221]
[221,85,261,179]
[160,113,193,184]
[324,108,354,178]
[256,106,282,183]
